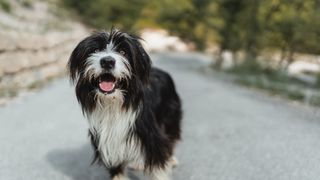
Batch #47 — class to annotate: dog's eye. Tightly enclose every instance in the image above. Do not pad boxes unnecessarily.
[119,50,126,55]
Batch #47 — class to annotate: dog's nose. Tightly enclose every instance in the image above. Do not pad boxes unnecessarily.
[100,56,115,70]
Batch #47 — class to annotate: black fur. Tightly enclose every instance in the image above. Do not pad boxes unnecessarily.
[109,164,125,178]
[68,29,182,177]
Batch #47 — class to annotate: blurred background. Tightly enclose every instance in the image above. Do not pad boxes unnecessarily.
[1,0,320,180]
[0,0,320,105]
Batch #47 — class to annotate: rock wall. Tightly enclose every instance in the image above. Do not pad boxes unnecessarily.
[0,0,88,101]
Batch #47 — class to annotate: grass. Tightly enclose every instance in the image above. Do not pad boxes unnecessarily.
[26,75,57,90]
[310,95,320,106]
[0,86,18,98]
[226,60,319,106]
[0,74,64,103]
[235,76,305,101]
[0,0,11,12]
[316,73,320,88]
[27,80,46,90]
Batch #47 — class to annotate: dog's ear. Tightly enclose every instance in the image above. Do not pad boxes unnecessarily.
[68,38,88,83]
[131,36,151,84]
[68,32,108,83]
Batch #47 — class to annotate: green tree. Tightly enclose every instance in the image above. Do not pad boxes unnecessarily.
[213,0,245,68]
[260,0,320,68]
[63,0,320,74]
[155,0,211,50]
[63,0,148,31]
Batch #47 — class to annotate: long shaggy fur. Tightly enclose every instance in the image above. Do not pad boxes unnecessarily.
[68,29,182,179]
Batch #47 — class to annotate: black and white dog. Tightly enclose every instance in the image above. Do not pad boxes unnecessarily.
[68,29,182,180]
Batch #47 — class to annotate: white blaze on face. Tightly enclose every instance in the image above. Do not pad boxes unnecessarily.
[84,41,131,81]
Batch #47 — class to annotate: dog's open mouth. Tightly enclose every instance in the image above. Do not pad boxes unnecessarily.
[98,73,116,94]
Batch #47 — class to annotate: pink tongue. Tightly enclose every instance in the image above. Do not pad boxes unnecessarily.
[99,81,115,92]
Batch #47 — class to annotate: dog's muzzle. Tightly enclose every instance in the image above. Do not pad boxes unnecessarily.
[97,56,117,94]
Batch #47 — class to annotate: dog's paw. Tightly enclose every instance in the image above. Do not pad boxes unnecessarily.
[112,174,130,180]
[169,156,179,168]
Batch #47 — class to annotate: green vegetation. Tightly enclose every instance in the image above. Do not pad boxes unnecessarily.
[0,74,63,101]
[0,0,11,12]
[26,75,61,90]
[63,0,320,106]
[0,86,18,98]
[62,0,320,63]
[228,61,319,106]
[310,95,320,106]
[317,73,320,88]
[62,0,149,32]
[19,0,33,8]
[234,72,306,101]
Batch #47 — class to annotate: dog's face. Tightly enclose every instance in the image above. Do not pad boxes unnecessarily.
[68,30,151,113]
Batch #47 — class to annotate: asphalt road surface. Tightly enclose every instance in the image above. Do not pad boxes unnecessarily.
[1,52,320,180]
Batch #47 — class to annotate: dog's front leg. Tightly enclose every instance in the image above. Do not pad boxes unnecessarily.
[149,165,172,180]
[111,174,130,180]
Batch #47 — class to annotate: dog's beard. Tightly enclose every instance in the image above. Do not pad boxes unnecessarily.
[93,89,125,112]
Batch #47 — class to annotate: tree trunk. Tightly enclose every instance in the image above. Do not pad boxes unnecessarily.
[244,0,259,62]
[213,49,224,69]
[277,47,287,68]
[232,50,238,67]
[284,49,294,70]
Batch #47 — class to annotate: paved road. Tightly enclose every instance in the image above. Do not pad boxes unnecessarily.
[1,53,320,180]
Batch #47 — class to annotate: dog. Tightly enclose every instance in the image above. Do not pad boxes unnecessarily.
[67,29,182,180]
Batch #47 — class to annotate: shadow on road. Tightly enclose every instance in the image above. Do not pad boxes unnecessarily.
[46,144,141,180]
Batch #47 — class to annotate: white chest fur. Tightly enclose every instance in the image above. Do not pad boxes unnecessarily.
[88,98,143,167]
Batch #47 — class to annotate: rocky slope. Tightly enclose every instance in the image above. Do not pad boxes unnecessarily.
[0,0,88,104]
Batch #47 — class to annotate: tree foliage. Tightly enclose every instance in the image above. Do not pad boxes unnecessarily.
[64,0,320,68]
[63,0,148,31]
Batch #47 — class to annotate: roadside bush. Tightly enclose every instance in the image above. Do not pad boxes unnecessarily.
[19,0,33,8]
[228,60,266,75]
[286,90,305,101]
[62,0,148,30]
[310,94,320,107]
[0,0,11,12]
[316,73,320,88]
[232,59,309,102]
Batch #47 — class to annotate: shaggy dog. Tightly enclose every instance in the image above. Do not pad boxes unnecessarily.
[68,29,182,180]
